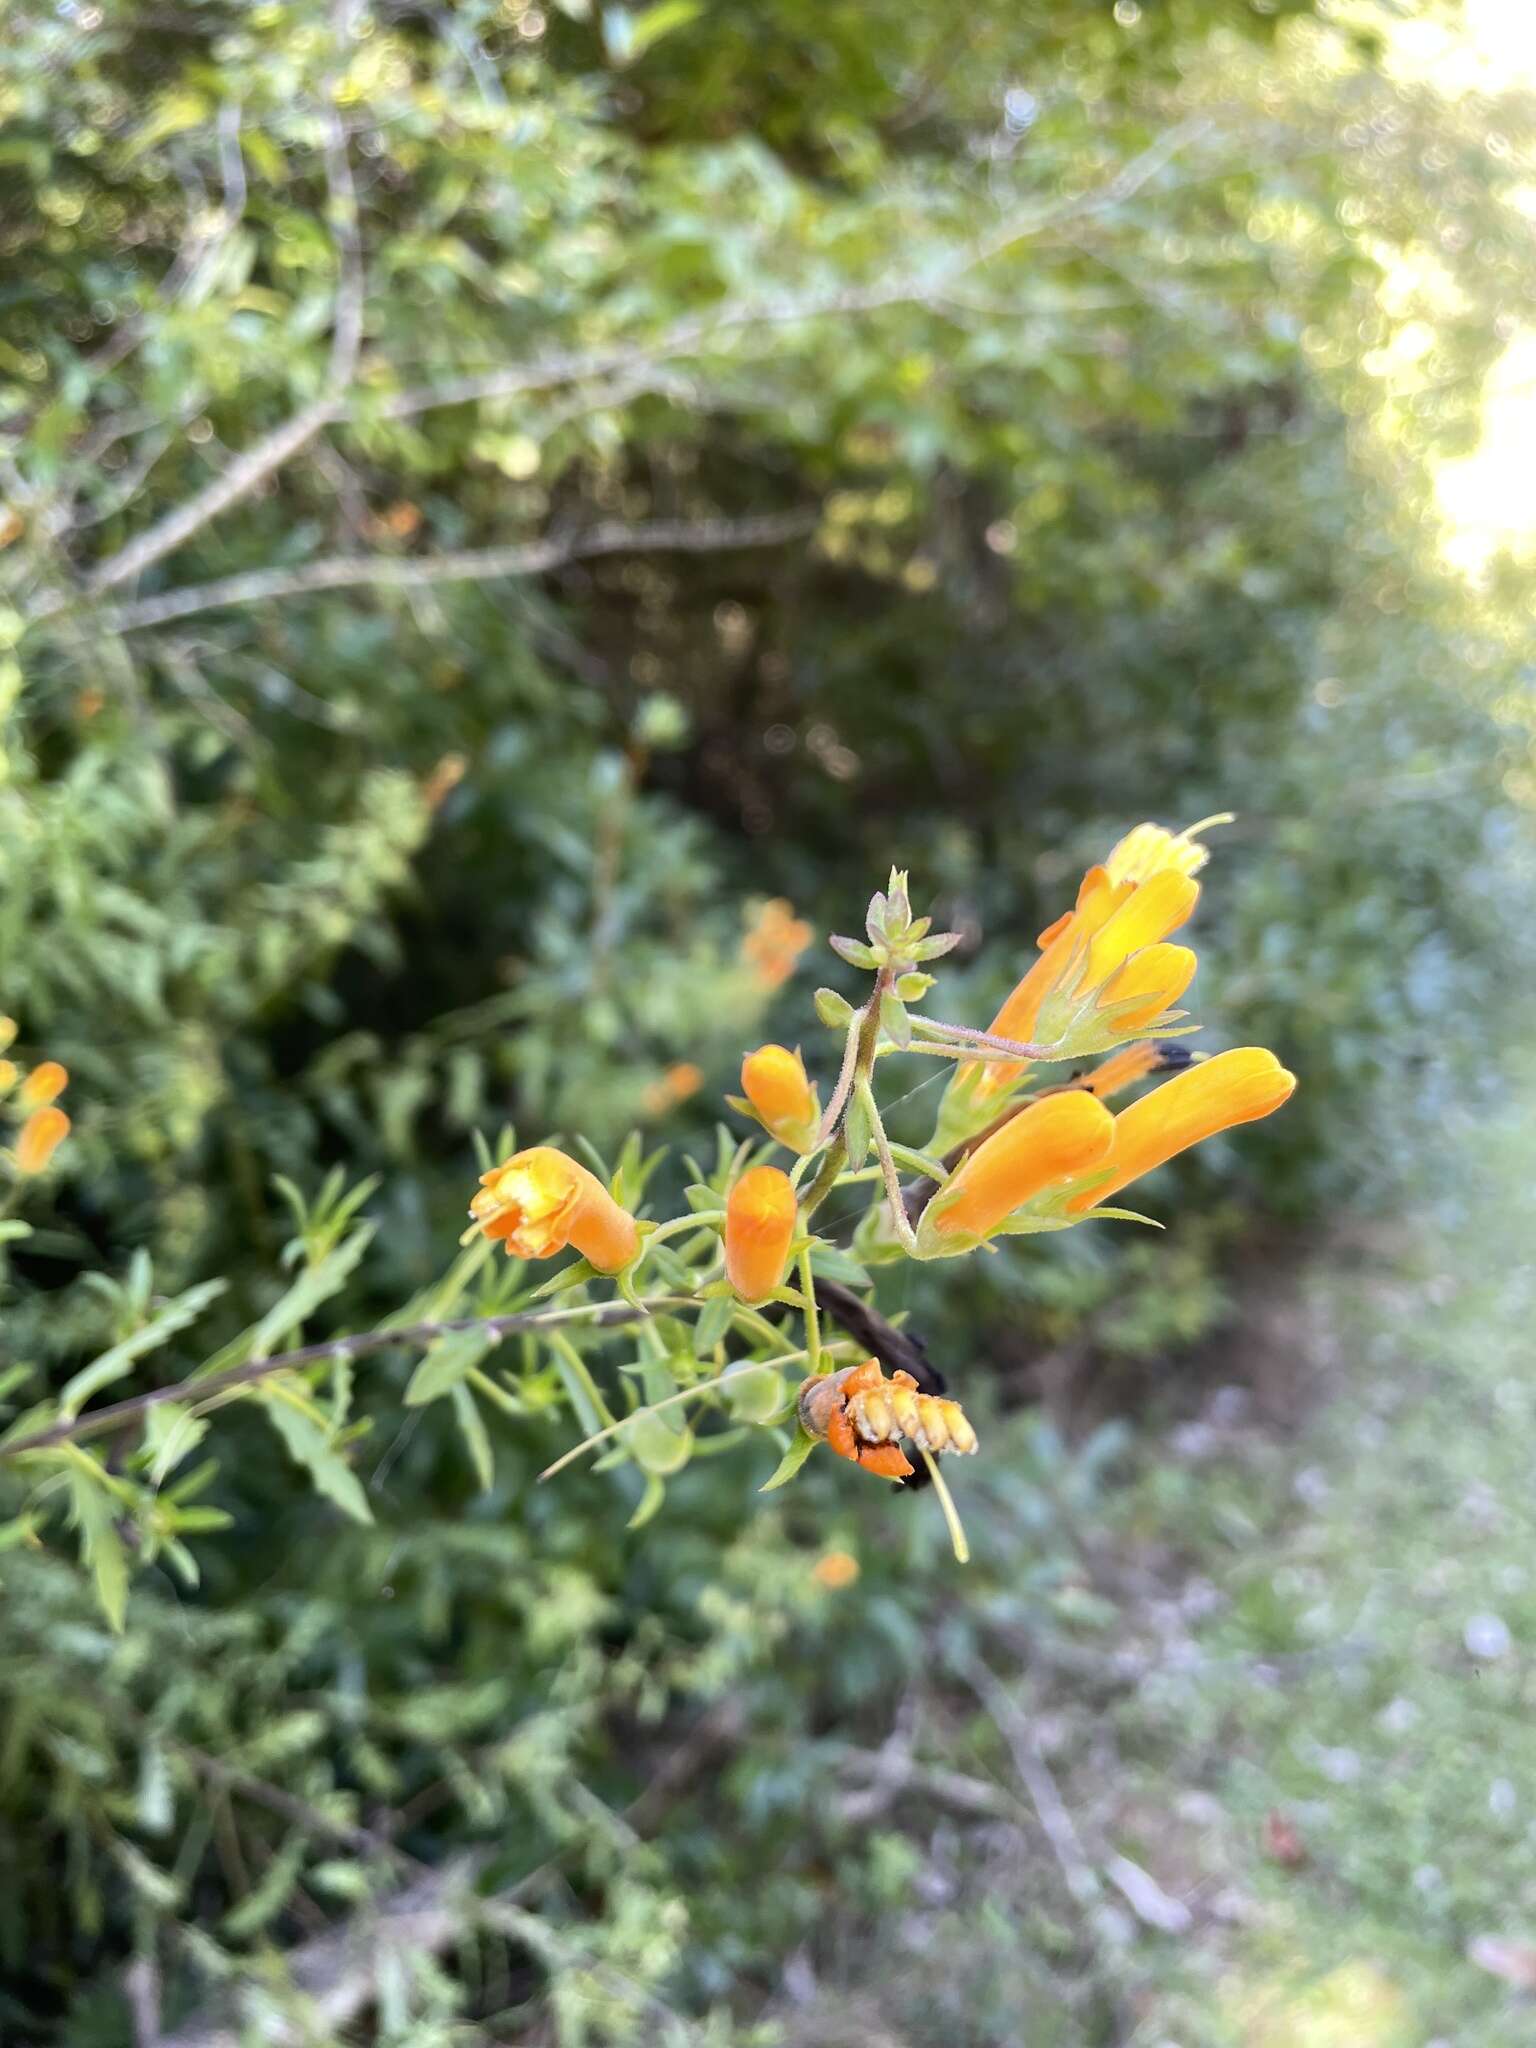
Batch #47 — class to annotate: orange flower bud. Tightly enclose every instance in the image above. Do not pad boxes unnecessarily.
[16,1106,69,1175]
[921,1091,1115,1252]
[725,1164,798,1303]
[740,1043,818,1151]
[1066,1047,1296,1213]
[470,1146,639,1272]
[18,1060,67,1110]
[0,1017,16,1053]
[0,1060,16,1097]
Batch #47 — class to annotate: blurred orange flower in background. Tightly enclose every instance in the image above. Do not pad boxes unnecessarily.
[811,1549,860,1590]
[741,898,813,990]
[641,1062,705,1117]
[16,1107,69,1175]
[18,1061,68,1110]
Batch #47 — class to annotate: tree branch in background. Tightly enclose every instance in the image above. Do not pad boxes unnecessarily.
[33,116,1207,621]
[371,116,1211,425]
[92,510,820,632]
[61,10,365,609]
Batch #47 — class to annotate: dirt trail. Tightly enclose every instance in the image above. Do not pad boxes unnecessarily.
[783,1093,1536,2047]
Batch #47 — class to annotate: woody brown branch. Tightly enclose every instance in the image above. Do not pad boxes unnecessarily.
[0,1274,931,1461]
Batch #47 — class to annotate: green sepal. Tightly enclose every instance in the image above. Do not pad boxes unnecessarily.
[759,1425,819,1492]
[815,986,855,1027]
[725,1364,787,1426]
[1081,1205,1165,1229]
[627,1413,693,1476]
[843,1089,872,1169]
[880,991,912,1049]
[829,934,879,971]
[612,1256,652,1312]
[628,1472,667,1530]
[530,1258,597,1300]
[692,1293,735,1357]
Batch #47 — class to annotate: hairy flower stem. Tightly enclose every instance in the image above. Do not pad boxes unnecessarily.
[857,1077,920,1255]
[798,1136,848,1221]
[816,967,892,1143]
[907,1015,1055,1061]
[798,1247,824,1375]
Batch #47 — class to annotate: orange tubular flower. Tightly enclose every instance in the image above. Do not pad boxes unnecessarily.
[470,1147,639,1272]
[18,1060,67,1110]
[1095,942,1196,1033]
[958,821,1220,1116]
[725,1165,798,1303]
[1066,1046,1296,1214]
[16,1106,69,1175]
[740,1043,819,1153]
[919,1090,1115,1256]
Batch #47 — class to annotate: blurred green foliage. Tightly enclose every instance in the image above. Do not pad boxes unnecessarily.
[1,0,1534,2038]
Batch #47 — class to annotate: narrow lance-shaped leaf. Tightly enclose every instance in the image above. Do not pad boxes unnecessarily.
[58,1279,228,1419]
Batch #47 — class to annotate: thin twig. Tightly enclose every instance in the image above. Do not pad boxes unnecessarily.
[961,1653,1101,1910]
[70,15,364,607]
[536,1345,814,1482]
[371,118,1211,426]
[832,1740,1017,1826]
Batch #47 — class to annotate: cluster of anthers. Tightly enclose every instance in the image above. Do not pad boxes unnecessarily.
[466,820,1295,1556]
[799,1362,978,1482]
